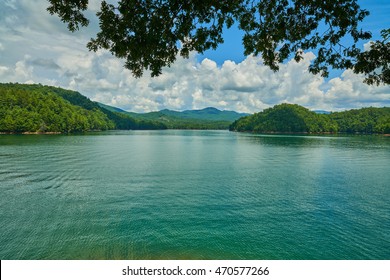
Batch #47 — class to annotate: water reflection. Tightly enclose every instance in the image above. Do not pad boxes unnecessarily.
[234,132,390,150]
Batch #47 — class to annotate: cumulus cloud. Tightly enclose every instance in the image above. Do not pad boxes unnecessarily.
[0,0,389,113]
[0,66,9,76]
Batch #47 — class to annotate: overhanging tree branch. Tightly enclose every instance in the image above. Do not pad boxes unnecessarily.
[47,0,389,85]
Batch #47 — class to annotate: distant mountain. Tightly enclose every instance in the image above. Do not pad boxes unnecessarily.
[161,107,249,122]
[99,105,249,129]
[313,110,331,115]
[97,102,128,113]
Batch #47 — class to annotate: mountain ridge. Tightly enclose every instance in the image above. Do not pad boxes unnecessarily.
[98,103,248,120]
[97,103,249,129]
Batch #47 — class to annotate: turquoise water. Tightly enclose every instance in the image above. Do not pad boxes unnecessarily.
[0,130,389,259]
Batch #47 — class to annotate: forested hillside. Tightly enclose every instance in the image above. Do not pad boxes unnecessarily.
[0,83,166,133]
[3,83,389,134]
[45,84,166,130]
[330,107,390,134]
[229,104,390,134]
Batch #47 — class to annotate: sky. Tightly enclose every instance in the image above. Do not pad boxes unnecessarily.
[0,0,389,113]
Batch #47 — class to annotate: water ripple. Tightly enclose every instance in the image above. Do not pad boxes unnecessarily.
[1,132,389,259]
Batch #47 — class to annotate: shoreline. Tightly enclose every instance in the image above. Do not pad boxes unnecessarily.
[1,130,390,136]
[229,130,390,136]
[0,131,62,135]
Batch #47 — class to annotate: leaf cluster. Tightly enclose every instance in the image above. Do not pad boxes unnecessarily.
[47,0,90,31]
[353,28,390,85]
[85,0,242,77]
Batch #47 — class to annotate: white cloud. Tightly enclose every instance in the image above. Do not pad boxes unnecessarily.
[0,0,389,113]
[324,69,390,110]
[0,66,9,76]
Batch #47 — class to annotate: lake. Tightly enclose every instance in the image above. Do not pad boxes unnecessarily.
[0,130,389,259]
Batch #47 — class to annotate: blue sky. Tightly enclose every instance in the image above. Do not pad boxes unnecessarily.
[0,0,389,113]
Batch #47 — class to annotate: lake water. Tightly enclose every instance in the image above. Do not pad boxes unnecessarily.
[0,130,389,259]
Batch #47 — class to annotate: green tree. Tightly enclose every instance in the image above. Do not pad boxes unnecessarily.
[230,104,390,134]
[0,83,166,132]
[47,0,389,84]
[353,28,390,85]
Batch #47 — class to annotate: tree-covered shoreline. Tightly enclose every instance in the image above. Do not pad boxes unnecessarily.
[0,83,166,133]
[2,83,389,135]
[229,104,390,135]
[0,83,247,132]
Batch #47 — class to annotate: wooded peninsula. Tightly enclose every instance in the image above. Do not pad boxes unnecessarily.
[230,103,390,134]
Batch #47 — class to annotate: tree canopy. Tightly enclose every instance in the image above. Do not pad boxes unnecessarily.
[47,0,389,84]
[0,83,167,133]
[229,103,390,134]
